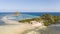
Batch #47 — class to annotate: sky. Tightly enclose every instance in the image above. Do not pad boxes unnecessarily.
[0,0,59,12]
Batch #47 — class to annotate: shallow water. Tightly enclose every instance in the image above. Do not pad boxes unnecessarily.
[0,13,38,25]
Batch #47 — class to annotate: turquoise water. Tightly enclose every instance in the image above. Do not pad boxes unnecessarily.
[0,13,39,21]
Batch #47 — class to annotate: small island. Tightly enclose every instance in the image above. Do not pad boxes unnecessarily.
[19,14,60,26]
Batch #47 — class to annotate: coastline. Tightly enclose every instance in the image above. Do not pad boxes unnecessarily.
[1,13,60,34]
[0,16,47,34]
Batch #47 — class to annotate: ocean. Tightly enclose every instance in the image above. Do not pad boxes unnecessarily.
[0,12,60,34]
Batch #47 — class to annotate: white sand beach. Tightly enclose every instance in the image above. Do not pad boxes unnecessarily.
[0,24,34,34]
[0,16,46,34]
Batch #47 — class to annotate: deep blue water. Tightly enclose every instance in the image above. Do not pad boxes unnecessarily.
[21,12,60,16]
[0,12,60,16]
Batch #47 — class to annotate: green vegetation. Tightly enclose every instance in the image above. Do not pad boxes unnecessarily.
[41,14,60,26]
[19,18,39,23]
[19,13,60,26]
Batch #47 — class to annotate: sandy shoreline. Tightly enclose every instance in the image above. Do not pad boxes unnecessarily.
[0,16,47,34]
[0,23,47,34]
[0,23,32,34]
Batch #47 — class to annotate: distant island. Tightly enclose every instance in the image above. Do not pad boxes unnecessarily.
[19,14,60,26]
